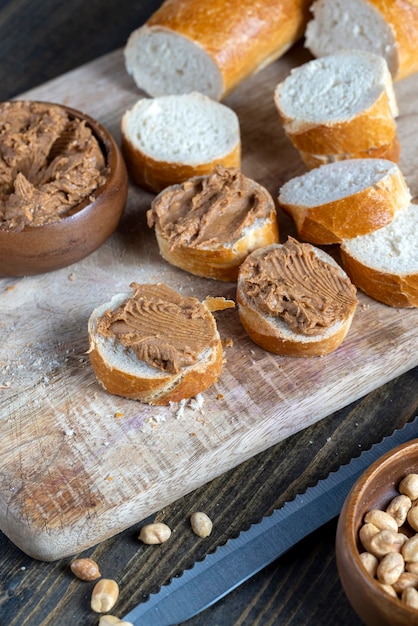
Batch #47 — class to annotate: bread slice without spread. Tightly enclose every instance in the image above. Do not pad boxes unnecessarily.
[236,239,358,357]
[147,165,279,282]
[304,0,418,82]
[121,92,241,193]
[298,135,401,170]
[274,50,398,165]
[278,158,411,244]
[124,0,312,100]
[340,203,418,308]
[88,284,234,405]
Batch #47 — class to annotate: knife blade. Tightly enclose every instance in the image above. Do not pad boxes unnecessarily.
[123,416,418,626]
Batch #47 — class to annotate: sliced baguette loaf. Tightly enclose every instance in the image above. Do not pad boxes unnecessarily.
[340,203,418,308]
[147,165,279,282]
[121,92,241,193]
[236,238,358,357]
[88,283,234,405]
[305,0,418,82]
[124,0,312,101]
[298,135,401,170]
[274,50,399,165]
[278,158,411,244]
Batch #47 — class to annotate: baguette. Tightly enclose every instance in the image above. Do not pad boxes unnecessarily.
[298,135,401,170]
[124,0,313,101]
[305,0,418,82]
[340,203,418,308]
[147,165,279,282]
[121,92,241,193]
[88,283,234,405]
[274,50,399,166]
[278,158,411,245]
[236,238,358,357]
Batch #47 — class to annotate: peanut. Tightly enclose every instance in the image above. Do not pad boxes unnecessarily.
[393,572,418,593]
[377,582,398,598]
[359,523,379,552]
[408,506,418,532]
[400,474,418,501]
[364,509,398,533]
[359,552,378,577]
[138,522,171,545]
[91,579,119,613]
[386,495,412,527]
[190,512,213,538]
[69,557,101,581]
[369,529,406,558]
[376,552,405,585]
[402,587,418,609]
[402,535,418,563]
[407,562,418,575]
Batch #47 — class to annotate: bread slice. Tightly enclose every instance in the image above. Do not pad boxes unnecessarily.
[304,0,418,82]
[124,0,312,100]
[88,283,234,405]
[278,158,411,244]
[274,50,398,161]
[147,165,279,282]
[340,203,418,308]
[121,92,241,193]
[236,239,358,357]
[299,135,401,170]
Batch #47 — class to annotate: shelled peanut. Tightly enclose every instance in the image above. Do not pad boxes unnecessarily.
[358,473,418,609]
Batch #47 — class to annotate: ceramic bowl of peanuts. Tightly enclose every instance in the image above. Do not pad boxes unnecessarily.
[336,438,418,626]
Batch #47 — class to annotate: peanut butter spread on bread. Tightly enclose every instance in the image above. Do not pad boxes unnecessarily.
[96,283,218,374]
[242,238,357,336]
[0,101,106,231]
[147,165,272,248]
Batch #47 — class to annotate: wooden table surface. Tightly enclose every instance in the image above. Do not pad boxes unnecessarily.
[1,2,418,625]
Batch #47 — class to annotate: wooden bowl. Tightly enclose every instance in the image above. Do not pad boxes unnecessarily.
[336,439,418,626]
[0,101,128,277]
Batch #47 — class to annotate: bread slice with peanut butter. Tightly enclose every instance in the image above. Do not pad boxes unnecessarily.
[147,165,279,282]
[88,282,234,405]
[236,238,358,357]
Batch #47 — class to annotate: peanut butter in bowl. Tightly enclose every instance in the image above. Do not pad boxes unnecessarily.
[0,100,128,276]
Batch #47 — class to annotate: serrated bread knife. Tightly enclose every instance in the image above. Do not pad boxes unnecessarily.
[123,417,418,626]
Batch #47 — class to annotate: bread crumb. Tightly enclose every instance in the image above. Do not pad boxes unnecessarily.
[114,411,123,419]
[223,337,233,348]
[105,475,113,481]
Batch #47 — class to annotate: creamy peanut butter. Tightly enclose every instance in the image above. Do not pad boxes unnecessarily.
[242,238,357,336]
[0,101,107,231]
[97,283,218,374]
[147,165,273,248]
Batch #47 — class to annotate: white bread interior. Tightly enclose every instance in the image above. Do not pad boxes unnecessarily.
[88,291,224,405]
[304,0,418,81]
[237,243,358,357]
[121,92,241,193]
[278,158,411,244]
[274,50,398,157]
[124,0,312,100]
[340,203,418,308]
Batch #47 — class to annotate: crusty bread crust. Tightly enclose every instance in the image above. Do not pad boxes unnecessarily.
[278,159,410,244]
[154,214,279,282]
[88,291,224,405]
[127,0,312,100]
[276,89,397,155]
[236,243,357,357]
[369,0,418,81]
[299,134,401,169]
[121,130,241,194]
[340,249,418,308]
[237,300,354,357]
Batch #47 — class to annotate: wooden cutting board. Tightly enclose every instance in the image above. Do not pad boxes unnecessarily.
[1,43,418,562]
